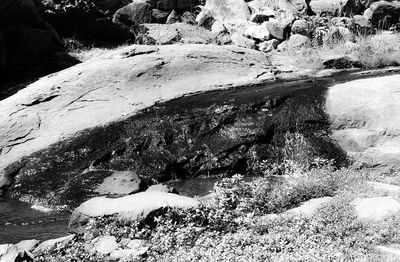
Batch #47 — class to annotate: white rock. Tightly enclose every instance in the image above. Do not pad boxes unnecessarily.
[32,234,75,256]
[201,0,250,21]
[95,171,141,195]
[231,33,256,49]
[90,236,118,255]
[244,23,271,41]
[146,184,177,194]
[211,20,226,35]
[15,239,40,252]
[353,196,400,220]
[0,244,33,262]
[286,197,332,217]
[109,247,148,261]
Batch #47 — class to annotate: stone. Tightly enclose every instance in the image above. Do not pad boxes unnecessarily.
[309,0,350,15]
[139,23,215,45]
[211,20,226,34]
[32,235,75,256]
[0,44,274,204]
[258,39,280,52]
[90,236,118,255]
[0,244,33,262]
[180,11,196,25]
[287,34,311,48]
[224,19,253,35]
[15,239,40,252]
[324,26,353,43]
[327,74,400,171]
[200,0,251,21]
[250,10,275,24]
[244,23,271,41]
[166,10,180,24]
[146,184,178,194]
[126,239,147,249]
[364,1,400,29]
[195,9,215,30]
[291,19,313,37]
[69,192,201,233]
[95,171,141,196]
[265,19,292,40]
[231,33,257,49]
[353,14,373,34]
[152,9,170,23]
[353,197,400,220]
[286,197,332,217]
[113,0,152,28]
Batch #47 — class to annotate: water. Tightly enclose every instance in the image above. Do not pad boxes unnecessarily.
[0,200,70,244]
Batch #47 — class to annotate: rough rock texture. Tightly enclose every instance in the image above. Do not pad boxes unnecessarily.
[32,235,75,256]
[326,74,400,172]
[95,171,141,196]
[113,0,153,29]
[69,192,201,233]
[139,23,216,44]
[198,0,250,21]
[89,236,118,255]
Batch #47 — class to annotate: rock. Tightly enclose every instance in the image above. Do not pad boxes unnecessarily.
[0,244,33,262]
[287,34,311,48]
[0,44,274,205]
[250,10,275,24]
[327,74,400,171]
[113,0,153,29]
[353,197,400,220]
[180,11,196,25]
[309,0,350,15]
[109,247,149,260]
[139,23,215,44]
[15,240,40,252]
[195,9,215,30]
[291,19,313,37]
[89,236,118,255]
[146,184,178,194]
[265,19,292,40]
[258,39,280,52]
[376,245,400,259]
[244,23,271,41]
[353,14,374,34]
[231,33,257,49]
[0,0,67,80]
[324,26,353,43]
[364,1,400,29]
[211,20,227,34]
[69,192,201,233]
[224,19,253,35]
[166,10,180,24]
[152,9,170,23]
[95,171,141,196]
[199,0,250,21]
[32,235,75,256]
[126,239,147,249]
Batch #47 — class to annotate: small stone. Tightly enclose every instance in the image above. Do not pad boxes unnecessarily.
[95,171,141,196]
[90,236,118,255]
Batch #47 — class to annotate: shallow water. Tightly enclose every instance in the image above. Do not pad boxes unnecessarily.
[0,200,70,244]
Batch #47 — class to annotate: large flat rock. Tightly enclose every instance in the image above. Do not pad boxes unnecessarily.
[326,74,400,171]
[0,44,272,185]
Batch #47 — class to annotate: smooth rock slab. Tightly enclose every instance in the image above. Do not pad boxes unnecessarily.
[0,244,32,262]
[69,192,200,233]
[95,171,141,196]
[353,196,400,220]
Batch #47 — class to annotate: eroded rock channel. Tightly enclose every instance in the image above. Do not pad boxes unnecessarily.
[3,76,353,209]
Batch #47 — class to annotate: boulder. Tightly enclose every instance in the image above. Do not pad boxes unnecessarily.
[152,9,170,23]
[0,244,33,262]
[15,240,40,253]
[231,33,257,49]
[69,192,201,233]
[0,44,274,204]
[146,184,178,194]
[211,20,227,34]
[95,171,141,196]
[198,0,251,22]
[309,0,350,15]
[180,11,196,24]
[32,235,75,256]
[353,197,400,220]
[244,23,271,41]
[364,1,400,29]
[265,19,293,40]
[109,247,149,260]
[287,34,311,48]
[166,10,180,24]
[139,23,215,44]
[89,236,118,255]
[0,0,66,80]
[113,0,153,29]
[291,19,313,37]
[195,8,215,30]
[258,39,280,52]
